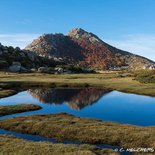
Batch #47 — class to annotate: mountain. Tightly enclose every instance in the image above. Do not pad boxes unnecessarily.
[25,28,155,70]
[25,33,83,64]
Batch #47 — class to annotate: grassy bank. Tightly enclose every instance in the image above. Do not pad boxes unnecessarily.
[0,113,155,149]
[0,135,119,155]
[0,72,155,96]
[134,70,155,84]
[0,104,41,116]
[0,89,18,98]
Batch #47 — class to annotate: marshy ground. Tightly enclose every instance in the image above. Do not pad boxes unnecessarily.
[0,104,41,116]
[0,113,155,149]
[0,71,155,97]
[0,135,120,155]
[0,71,155,155]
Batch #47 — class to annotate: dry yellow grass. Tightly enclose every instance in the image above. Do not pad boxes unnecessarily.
[0,135,119,155]
[0,72,155,96]
[0,113,155,149]
[0,104,41,116]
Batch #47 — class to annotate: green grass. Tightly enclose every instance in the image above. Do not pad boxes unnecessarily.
[0,113,155,149]
[0,104,41,116]
[0,72,155,96]
[0,135,119,155]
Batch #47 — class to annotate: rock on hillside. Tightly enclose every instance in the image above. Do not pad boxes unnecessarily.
[25,28,155,70]
[68,28,155,70]
[0,43,62,72]
[25,33,83,64]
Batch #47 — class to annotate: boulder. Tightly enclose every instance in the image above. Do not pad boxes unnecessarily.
[0,49,3,55]
[15,47,21,51]
[55,67,64,73]
[20,66,27,72]
[26,51,36,61]
[3,50,8,53]
[19,51,26,57]
[9,65,21,72]
[30,68,37,72]
[38,67,47,72]
[9,62,21,72]
[0,60,9,69]
[12,62,21,66]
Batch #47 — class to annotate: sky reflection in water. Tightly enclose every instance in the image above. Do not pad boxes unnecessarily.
[0,88,155,126]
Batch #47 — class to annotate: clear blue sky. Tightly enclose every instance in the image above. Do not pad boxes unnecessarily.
[0,0,155,60]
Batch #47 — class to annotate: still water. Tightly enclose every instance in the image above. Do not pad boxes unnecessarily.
[0,88,155,126]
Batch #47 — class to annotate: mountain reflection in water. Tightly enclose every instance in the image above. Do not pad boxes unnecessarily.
[28,88,111,110]
[1,89,155,126]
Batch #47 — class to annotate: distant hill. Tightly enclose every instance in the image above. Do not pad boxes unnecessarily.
[0,43,62,72]
[25,28,155,70]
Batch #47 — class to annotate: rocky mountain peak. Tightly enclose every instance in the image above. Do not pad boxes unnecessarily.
[24,28,155,70]
[68,28,86,37]
[39,33,65,40]
[25,33,68,58]
[68,28,102,43]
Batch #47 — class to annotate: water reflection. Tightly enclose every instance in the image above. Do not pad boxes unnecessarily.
[28,88,111,110]
[1,88,155,126]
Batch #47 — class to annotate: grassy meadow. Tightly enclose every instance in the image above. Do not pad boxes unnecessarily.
[0,135,120,155]
[0,113,155,149]
[0,71,155,97]
[0,71,155,155]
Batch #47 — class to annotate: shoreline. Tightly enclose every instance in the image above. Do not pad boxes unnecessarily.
[0,72,155,97]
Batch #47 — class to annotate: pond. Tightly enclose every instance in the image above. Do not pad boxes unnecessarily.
[0,88,155,126]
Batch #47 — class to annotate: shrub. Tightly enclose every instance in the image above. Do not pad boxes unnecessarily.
[134,70,155,83]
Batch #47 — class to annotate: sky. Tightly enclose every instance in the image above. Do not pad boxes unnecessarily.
[0,0,154,60]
